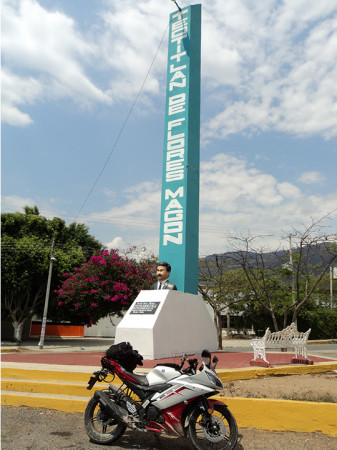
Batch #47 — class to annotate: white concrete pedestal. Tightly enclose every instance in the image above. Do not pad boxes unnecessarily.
[114,290,217,359]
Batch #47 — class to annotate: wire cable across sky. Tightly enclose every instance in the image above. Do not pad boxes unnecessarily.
[74,22,170,223]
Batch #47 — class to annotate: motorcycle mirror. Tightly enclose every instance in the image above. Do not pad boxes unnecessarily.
[212,355,219,369]
[201,349,211,359]
[201,349,211,368]
[180,353,187,369]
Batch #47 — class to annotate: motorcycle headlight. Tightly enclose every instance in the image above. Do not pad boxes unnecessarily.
[205,370,223,389]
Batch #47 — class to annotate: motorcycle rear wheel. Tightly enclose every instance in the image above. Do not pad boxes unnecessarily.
[188,404,238,450]
[84,394,126,444]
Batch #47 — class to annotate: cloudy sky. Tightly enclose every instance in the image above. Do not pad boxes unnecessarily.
[2,0,337,256]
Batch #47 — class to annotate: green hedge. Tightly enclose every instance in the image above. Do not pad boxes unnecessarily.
[242,306,337,339]
[297,308,337,339]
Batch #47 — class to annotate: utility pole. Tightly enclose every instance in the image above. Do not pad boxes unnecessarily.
[288,234,297,327]
[289,234,296,303]
[38,238,56,349]
[330,265,334,309]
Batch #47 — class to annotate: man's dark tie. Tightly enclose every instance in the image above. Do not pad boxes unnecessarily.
[159,282,162,290]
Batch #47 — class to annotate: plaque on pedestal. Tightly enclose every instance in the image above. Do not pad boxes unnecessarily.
[114,290,217,359]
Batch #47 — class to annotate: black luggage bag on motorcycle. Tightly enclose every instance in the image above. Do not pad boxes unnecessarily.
[105,341,143,372]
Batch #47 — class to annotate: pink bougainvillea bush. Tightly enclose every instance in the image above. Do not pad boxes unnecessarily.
[55,249,157,326]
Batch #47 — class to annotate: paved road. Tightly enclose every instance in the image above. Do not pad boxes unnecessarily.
[2,337,337,352]
[2,406,337,449]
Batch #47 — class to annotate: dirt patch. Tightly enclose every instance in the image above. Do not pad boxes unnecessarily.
[2,406,337,449]
[220,371,337,402]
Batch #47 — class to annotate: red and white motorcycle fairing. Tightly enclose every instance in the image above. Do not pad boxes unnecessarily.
[84,351,238,450]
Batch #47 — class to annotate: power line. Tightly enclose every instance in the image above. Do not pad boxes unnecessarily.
[73,22,170,222]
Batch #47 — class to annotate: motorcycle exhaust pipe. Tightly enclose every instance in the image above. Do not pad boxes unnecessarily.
[94,391,128,424]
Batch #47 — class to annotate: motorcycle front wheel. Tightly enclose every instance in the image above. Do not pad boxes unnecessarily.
[188,404,238,450]
[84,394,126,444]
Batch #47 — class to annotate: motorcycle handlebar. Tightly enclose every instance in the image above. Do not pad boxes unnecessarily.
[87,369,109,390]
[179,351,218,373]
[87,374,99,390]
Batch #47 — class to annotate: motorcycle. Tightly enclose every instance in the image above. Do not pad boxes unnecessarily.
[84,343,238,449]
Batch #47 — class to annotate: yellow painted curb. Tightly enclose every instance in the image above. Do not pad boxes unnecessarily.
[1,368,90,383]
[1,348,22,353]
[217,362,337,382]
[213,396,337,437]
[2,365,337,436]
[1,393,86,413]
[1,380,106,397]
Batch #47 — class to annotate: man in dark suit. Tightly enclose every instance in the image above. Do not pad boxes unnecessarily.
[150,262,177,290]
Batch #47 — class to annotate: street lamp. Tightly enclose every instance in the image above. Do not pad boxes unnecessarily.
[171,0,182,12]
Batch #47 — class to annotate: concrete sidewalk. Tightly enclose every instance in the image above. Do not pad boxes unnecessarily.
[1,337,254,356]
[1,337,115,353]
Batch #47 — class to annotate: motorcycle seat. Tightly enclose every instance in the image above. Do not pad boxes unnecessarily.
[122,368,149,386]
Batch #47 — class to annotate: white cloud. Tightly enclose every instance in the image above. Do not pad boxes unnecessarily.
[1,194,36,212]
[3,0,337,140]
[198,153,337,254]
[103,188,118,202]
[202,1,337,140]
[277,182,301,199]
[105,236,127,251]
[1,69,42,126]
[298,171,326,185]
[4,172,335,257]
[97,0,168,103]
[70,153,337,256]
[82,181,161,230]
[2,0,111,126]
[200,154,285,211]
[2,103,33,127]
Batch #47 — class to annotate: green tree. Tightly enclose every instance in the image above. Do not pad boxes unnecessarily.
[1,207,102,341]
[310,271,337,308]
[227,216,337,331]
[198,256,250,350]
[56,248,157,325]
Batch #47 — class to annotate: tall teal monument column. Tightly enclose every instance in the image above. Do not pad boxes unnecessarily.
[159,4,201,294]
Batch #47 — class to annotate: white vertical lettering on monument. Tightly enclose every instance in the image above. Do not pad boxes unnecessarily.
[163,10,188,246]
[163,187,184,246]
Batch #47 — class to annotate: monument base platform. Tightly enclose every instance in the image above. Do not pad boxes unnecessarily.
[114,290,217,359]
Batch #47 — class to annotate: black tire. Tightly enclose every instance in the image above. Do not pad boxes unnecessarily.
[84,394,126,445]
[187,404,238,450]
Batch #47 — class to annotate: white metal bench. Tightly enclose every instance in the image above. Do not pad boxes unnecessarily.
[250,322,312,367]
